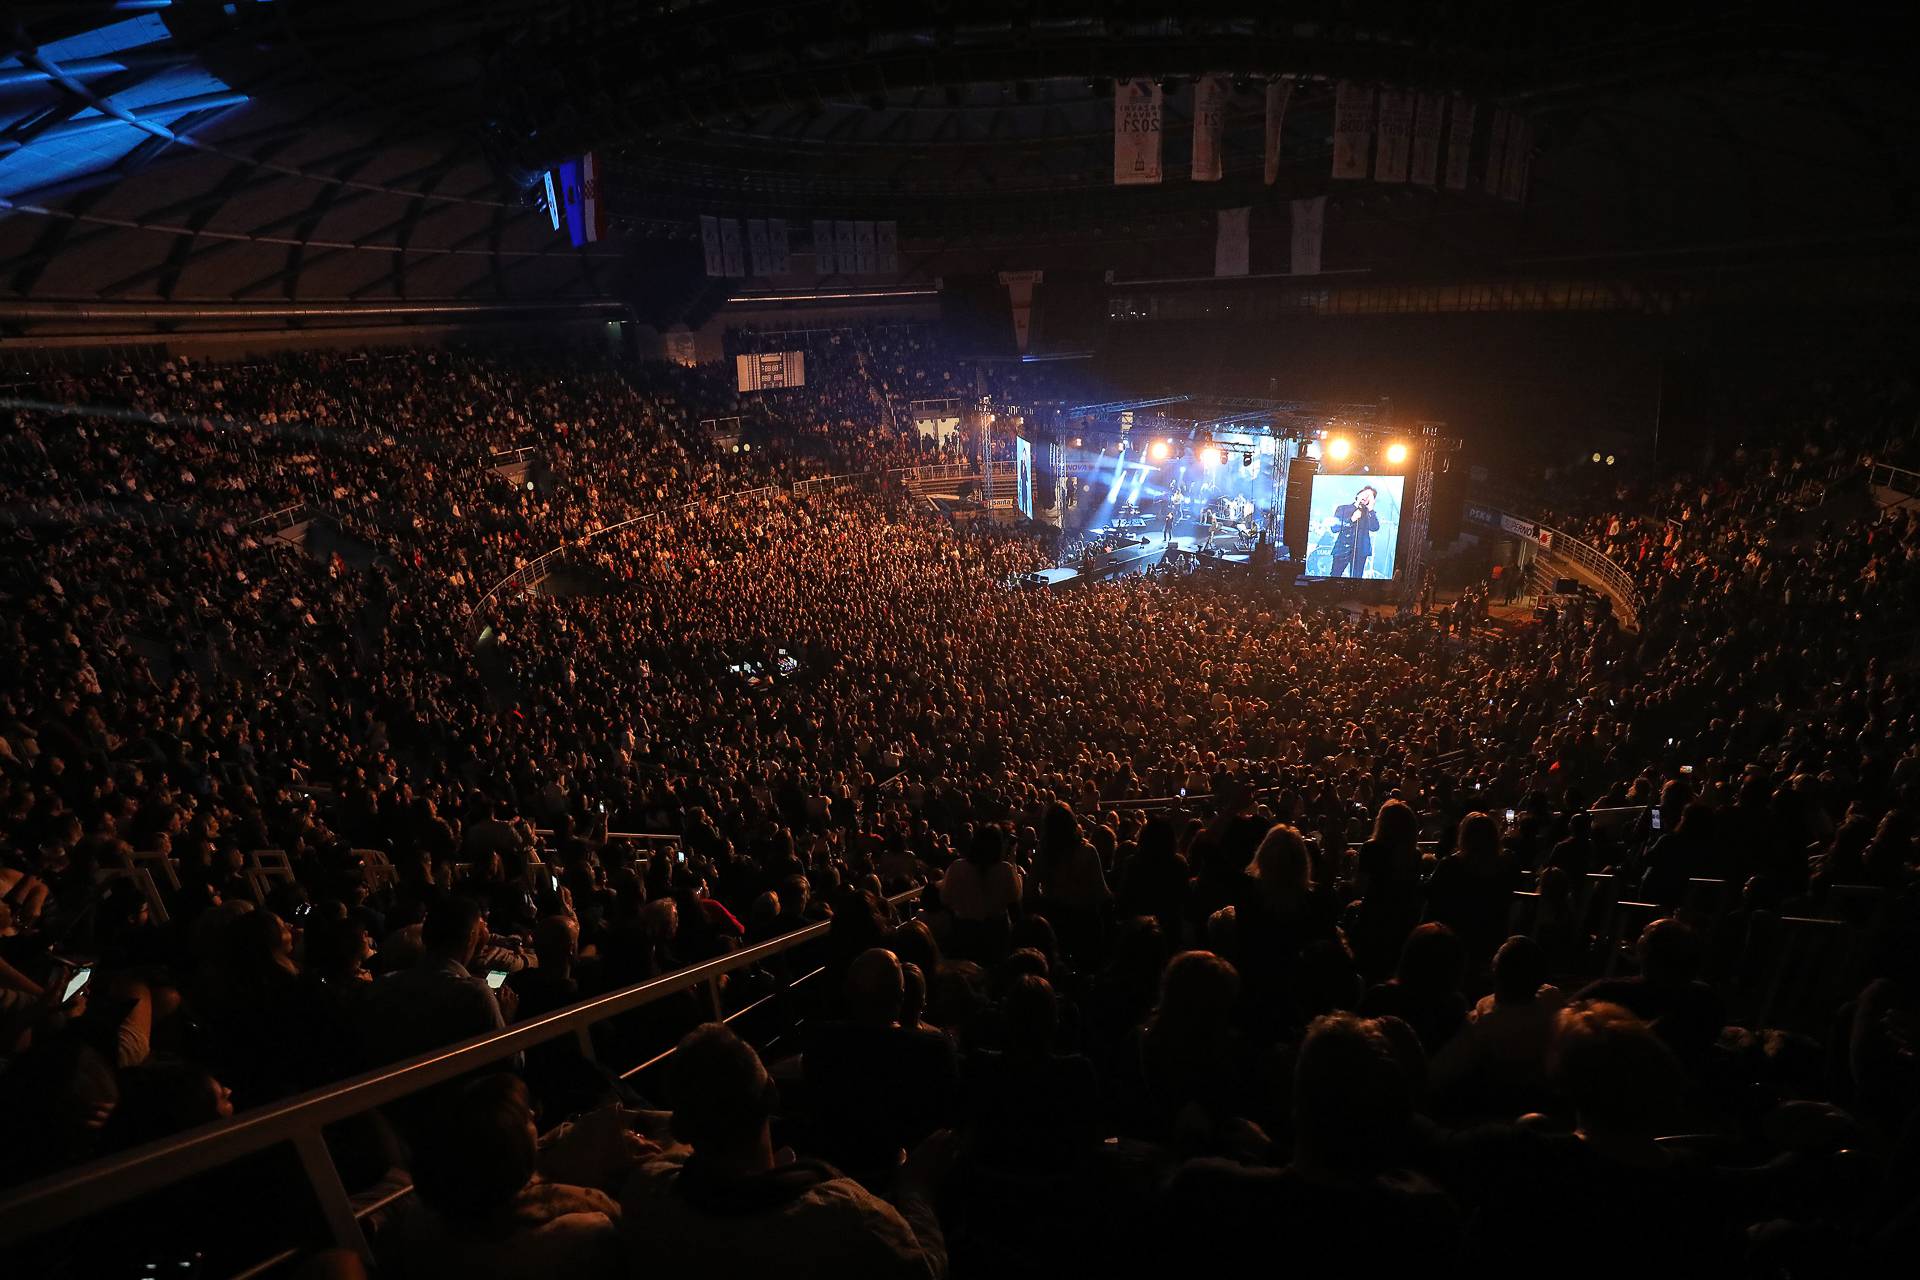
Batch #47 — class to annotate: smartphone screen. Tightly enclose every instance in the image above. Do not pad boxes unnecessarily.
[486,969,508,990]
[675,849,687,865]
[549,873,561,893]
[1504,809,1516,824]
[1650,810,1663,832]
[63,966,93,1003]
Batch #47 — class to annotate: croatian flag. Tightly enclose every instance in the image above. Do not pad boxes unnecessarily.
[556,153,605,246]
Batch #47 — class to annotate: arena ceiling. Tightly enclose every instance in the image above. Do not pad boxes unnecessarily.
[2,2,1917,327]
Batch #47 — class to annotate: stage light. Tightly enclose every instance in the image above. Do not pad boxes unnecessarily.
[1200,445,1223,466]
[1150,439,1171,461]
[1327,437,1353,462]
[1591,452,1603,463]
[1605,454,1616,466]
[1385,442,1410,466]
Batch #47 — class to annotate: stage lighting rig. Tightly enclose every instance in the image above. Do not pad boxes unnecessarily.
[1150,439,1172,461]
[1327,436,1353,462]
[1385,442,1410,466]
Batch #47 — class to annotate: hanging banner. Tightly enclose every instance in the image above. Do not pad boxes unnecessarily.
[812,219,837,275]
[1289,195,1324,276]
[836,220,858,273]
[1192,73,1228,182]
[854,220,877,274]
[747,219,771,276]
[720,218,745,277]
[1483,108,1510,197]
[1374,89,1413,183]
[1444,99,1476,191]
[1015,435,1035,519]
[876,220,898,275]
[578,152,605,244]
[767,218,790,275]
[1501,113,1531,202]
[699,216,726,277]
[1410,92,1445,187]
[1113,78,1164,185]
[998,270,1043,353]
[1263,79,1292,185]
[1332,81,1374,180]
[1215,206,1251,277]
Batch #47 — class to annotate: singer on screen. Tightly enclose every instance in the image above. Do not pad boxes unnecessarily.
[1329,484,1381,578]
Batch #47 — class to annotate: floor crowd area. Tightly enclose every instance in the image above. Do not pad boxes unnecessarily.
[1,335,1918,1280]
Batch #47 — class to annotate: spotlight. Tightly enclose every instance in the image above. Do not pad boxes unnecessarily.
[1200,445,1223,466]
[1591,452,1602,463]
[1327,436,1353,462]
[1150,439,1171,461]
[1605,454,1616,466]
[1242,451,1254,467]
[1385,442,1409,466]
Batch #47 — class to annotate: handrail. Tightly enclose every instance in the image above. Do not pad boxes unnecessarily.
[241,502,312,532]
[1463,500,1642,628]
[0,887,920,1253]
[1870,460,1920,498]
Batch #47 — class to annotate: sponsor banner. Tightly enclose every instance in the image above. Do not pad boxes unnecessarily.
[812,219,837,274]
[1411,92,1444,186]
[1444,98,1475,191]
[1289,195,1325,276]
[1264,79,1292,185]
[700,215,725,277]
[1215,206,1251,277]
[767,218,790,275]
[1192,73,1228,181]
[1114,78,1164,184]
[1465,502,1551,545]
[1332,81,1374,179]
[1374,89,1413,183]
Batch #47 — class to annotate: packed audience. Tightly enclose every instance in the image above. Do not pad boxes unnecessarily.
[0,326,1916,1279]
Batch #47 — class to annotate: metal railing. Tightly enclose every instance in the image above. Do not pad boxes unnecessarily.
[1463,501,1643,628]
[1870,460,1920,499]
[240,502,314,533]
[0,889,920,1266]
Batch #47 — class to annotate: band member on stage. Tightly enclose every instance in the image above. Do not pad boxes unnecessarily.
[1329,484,1381,578]
[1162,501,1176,540]
[1200,507,1218,549]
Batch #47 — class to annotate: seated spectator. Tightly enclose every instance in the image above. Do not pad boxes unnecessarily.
[1465,1001,1736,1277]
[1161,1013,1461,1269]
[802,948,958,1181]
[1576,917,1725,1076]
[1425,812,1518,972]
[1431,935,1565,1116]
[1361,923,1469,1055]
[619,1023,949,1279]
[963,975,1100,1171]
[360,897,511,1068]
[380,1074,625,1280]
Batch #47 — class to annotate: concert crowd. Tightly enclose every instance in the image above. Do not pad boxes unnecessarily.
[1,327,1917,1279]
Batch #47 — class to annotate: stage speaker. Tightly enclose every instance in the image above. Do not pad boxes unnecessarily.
[1553,576,1580,595]
[1282,456,1317,559]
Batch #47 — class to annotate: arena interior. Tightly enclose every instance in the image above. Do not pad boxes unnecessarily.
[4,3,1920,1277]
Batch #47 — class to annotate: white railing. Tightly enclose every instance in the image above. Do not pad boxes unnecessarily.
[1870,460,1920,499]
[0,889,920,1267]
[240,502,313,533]
[1464,501,1642,627]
